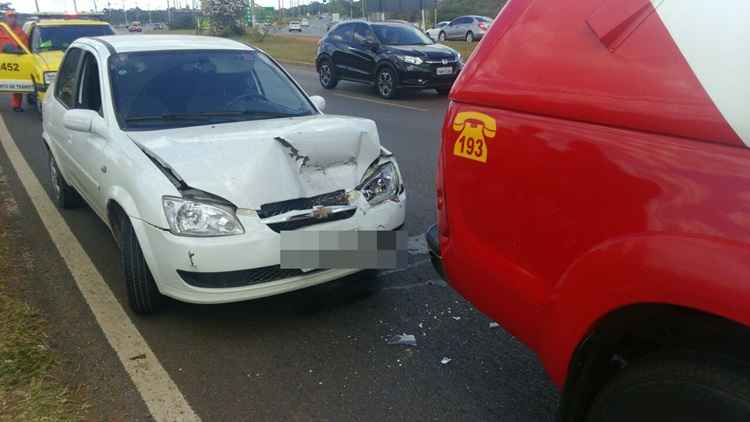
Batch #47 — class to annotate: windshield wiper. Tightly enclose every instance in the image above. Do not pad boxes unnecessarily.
[125,111,302,125]
[125,113,213,123]
[195,110,304,119]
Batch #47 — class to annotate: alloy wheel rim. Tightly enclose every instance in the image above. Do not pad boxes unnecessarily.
[379,70,393,96]
[439,32,445,41]
[320,64,331,85]
[466,32,472,42]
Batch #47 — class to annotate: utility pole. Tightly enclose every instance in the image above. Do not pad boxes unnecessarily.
[251,0,256,26]
[93,0,99,12]
[123,0,129,25]
[34,0,41,13]
[361,0,365,20]
[73,0,79,12]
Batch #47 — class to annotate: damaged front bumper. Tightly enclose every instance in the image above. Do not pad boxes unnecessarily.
[131,190,406,304]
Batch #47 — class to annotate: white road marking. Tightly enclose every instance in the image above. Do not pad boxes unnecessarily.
[332,92,429,112]
[0,116,201,422]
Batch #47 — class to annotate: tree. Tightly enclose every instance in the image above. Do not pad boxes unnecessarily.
[438,0,506,21]
[201,0,246,35]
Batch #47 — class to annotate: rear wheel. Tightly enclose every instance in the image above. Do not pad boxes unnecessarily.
[120,216,164,315]
[586,354,750,422]
[376,66,399,99]
[318,59,339,89]
[49,151,83,209]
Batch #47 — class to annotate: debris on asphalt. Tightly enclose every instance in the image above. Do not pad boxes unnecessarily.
[386,333,417,347]
[489,322,500,328]
[129,353,146,361]
[452,316,461,321]
[441,357,452,365]
[418,322,424,329]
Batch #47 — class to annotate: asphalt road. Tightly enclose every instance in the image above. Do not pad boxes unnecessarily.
[0,65,558,421]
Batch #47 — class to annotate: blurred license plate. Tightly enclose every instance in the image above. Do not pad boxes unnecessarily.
[436,66,453,75]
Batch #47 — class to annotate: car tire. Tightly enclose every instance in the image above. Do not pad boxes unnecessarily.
[438,31,446,42]
[318,59,339,89]
[49,151,83,209]
[376,66,399,99]
[466,31,474,42]
[586,354,750,422]
[120,215,164,315]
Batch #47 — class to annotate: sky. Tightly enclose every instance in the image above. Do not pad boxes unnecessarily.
[11,0,284,13]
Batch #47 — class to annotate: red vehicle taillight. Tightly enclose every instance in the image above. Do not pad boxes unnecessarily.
[479,22,487,30]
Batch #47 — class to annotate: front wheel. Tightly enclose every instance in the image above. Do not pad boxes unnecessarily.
[586,355,750,422]
[466,31,474,42]
[120,216,164,315]
[49,151,82,209]
[376,67,399,99]
[318,59,339,89]
[438,31,446,42]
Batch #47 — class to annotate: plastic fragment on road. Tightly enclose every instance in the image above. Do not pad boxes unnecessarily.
[386,333,417,347]
[452,316,461,321]
[441,357,452,365]
[489,322,500,328]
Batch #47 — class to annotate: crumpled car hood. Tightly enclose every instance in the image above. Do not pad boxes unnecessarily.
[127,115,382,210]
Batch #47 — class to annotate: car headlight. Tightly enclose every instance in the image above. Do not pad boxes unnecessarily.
[456,52,463,63]
[162,196,245,237]
[397,55,423,65]
[44,71,57,86]
[357,162,401,206]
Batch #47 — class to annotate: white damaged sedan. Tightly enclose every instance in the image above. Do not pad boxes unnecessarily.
[42,35,406,313]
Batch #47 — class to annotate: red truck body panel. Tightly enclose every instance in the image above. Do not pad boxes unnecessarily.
[438,0,750,387]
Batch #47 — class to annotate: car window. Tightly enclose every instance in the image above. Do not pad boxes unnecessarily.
[330,23,353,43]
[108,49,316,131]
[372,24,433,46]
[36,25,114,52]
[353,23,375,45]
[55,47,84,109]
[75,52,103,115]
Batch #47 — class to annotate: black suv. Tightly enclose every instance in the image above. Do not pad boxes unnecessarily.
[315,21,462,99]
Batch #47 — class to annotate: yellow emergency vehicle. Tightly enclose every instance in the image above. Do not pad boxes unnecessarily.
[0,17,113,111]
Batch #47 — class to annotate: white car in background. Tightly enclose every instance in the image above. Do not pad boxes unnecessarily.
[301,18,310,27]
[288,21,302,32]
[426,21,449,41]
[42,35,406,314]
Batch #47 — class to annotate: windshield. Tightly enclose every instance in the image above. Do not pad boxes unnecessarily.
[372,24,433,45]
[36,25,114,52]
[109,50,316,131]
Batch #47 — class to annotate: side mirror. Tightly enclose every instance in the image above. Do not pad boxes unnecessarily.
[310,95,326,111]
[364,39,379,50]
[63,109,107,137]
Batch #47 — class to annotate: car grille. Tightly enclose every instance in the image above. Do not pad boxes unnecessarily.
[178,266,325,289]
[259,190,355,232]
[259,190,349,218]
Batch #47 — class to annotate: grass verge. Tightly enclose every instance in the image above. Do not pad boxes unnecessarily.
[162,29,478,67]
[0,178,89,421]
